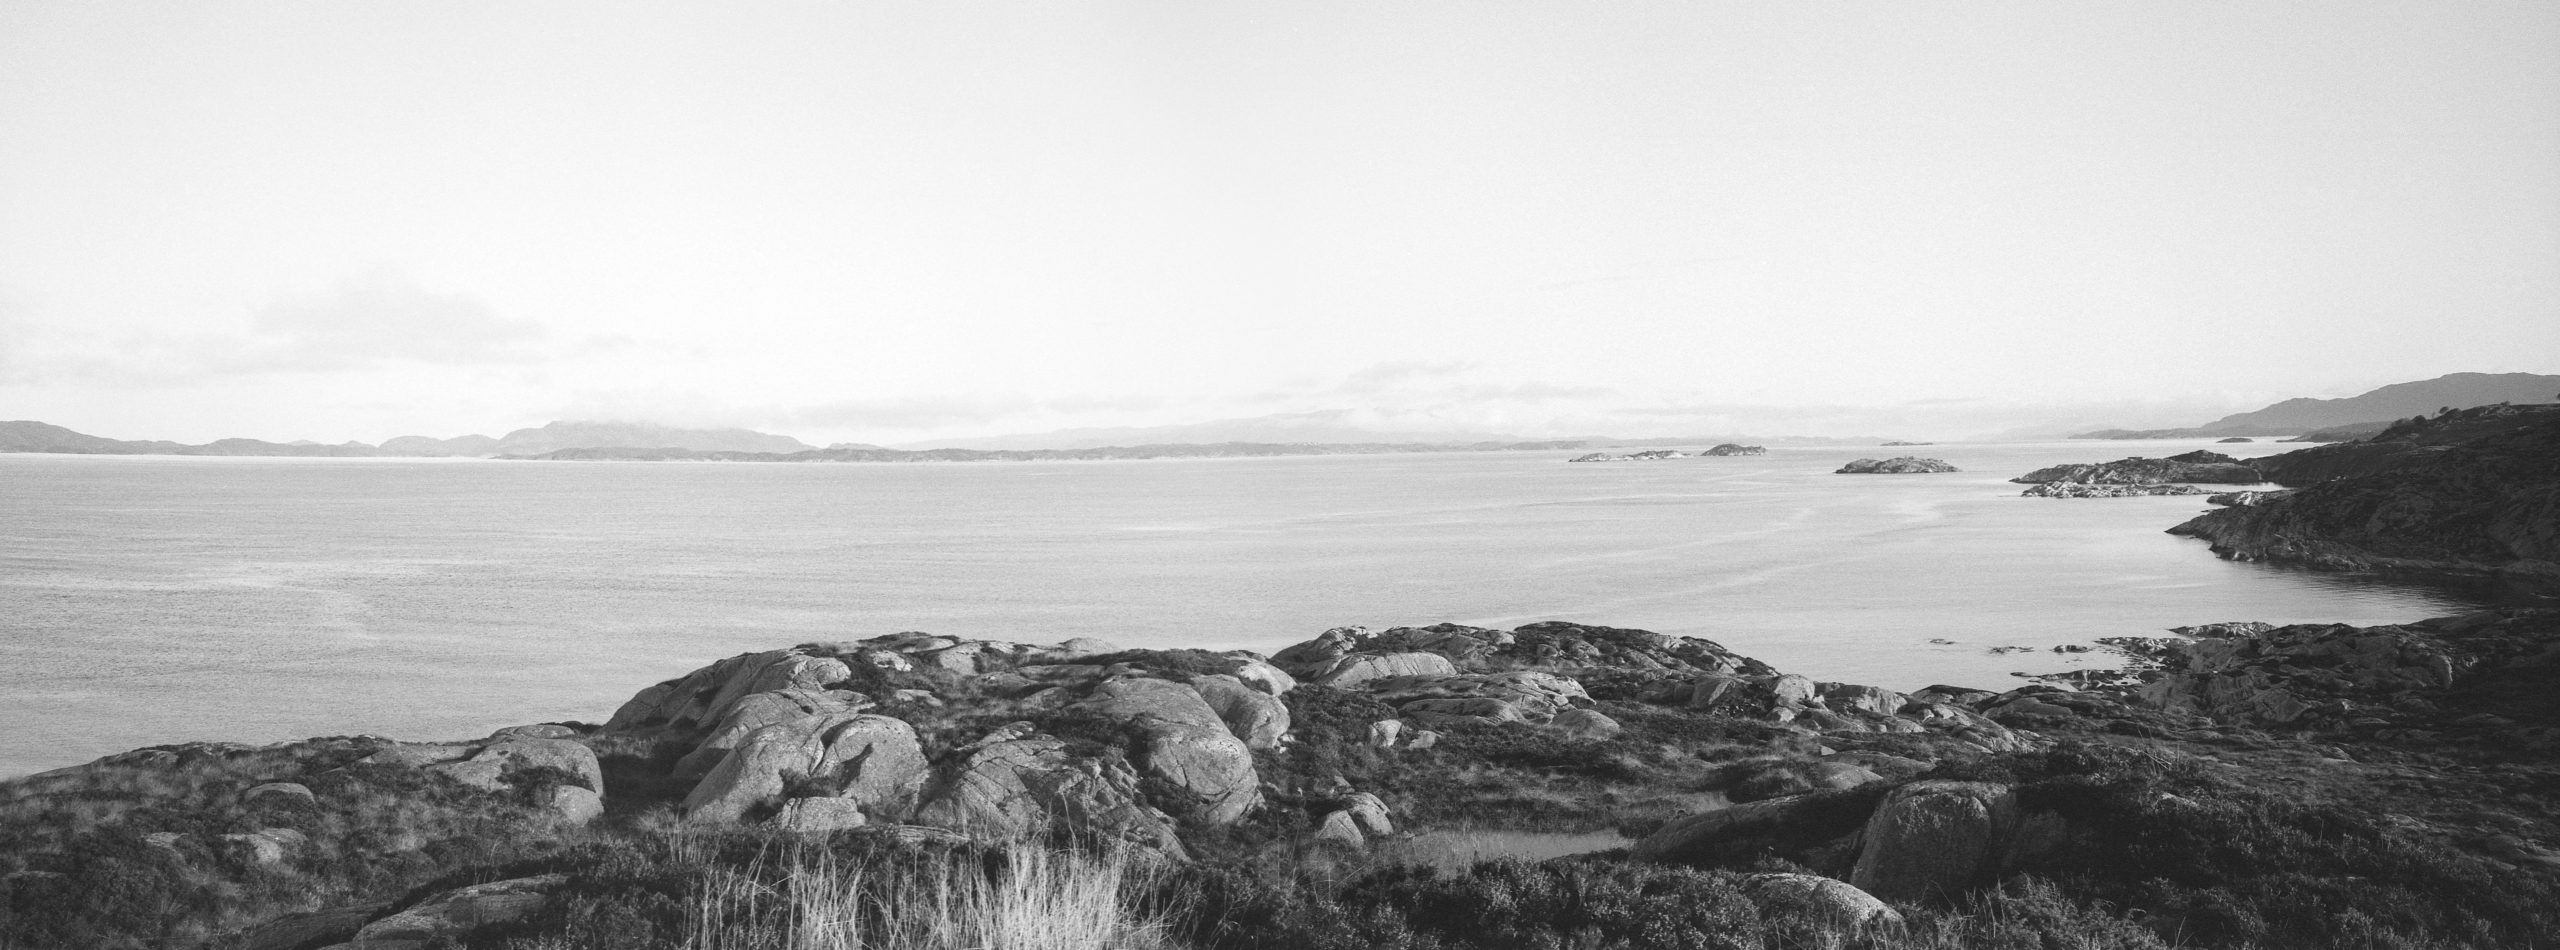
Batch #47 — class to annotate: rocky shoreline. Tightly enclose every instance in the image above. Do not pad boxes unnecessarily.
[10,606,2559,949]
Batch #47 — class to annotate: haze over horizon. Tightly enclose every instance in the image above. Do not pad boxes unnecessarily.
[4,3,2555,447]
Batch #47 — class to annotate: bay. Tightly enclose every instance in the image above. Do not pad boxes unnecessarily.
[0,439,2504,777]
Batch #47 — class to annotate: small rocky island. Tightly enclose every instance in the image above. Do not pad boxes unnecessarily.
[1835,456,1958,474]
[1571,444,1765,462]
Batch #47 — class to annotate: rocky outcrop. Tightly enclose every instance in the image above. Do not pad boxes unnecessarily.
[1835,457,1958,474]
[2011,451,2262,486]
[2020,482,2213,498]
[681,713,928,824]
[2168,408,2560,580]
[2102,611,2560,731]
[912,730,1186,855]
[1074,678,1262,823]
[1703,444,1767,456]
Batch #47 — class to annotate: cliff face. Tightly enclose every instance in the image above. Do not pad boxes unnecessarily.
[2169,406,2560,581]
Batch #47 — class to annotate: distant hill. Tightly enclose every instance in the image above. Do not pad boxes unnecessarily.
[484,421,813,456]
[1,420,819,458]
[2074,372,2560,439]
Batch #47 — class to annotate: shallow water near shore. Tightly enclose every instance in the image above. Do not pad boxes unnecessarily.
[0,439,2533,777]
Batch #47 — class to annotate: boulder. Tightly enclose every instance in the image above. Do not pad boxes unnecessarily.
[1185,673,1291,749]
[1820,684,1908,716]
[1770,674,1818,708]
[771,797,871,834]
[538,786,603,826]
[471,738,605,792]
[1548,708,1623,741]
[1342,793,1394,836]
[241,902,388,950]
[489,723,577,740]
[1405,729,1441,750]
[605,651,853,735]
[1225,657,1298,696]
[684,714,924,824]
[1742,873,1903,926]
[1075,677,1263,823]
[1313,809,1365,846]
[322,874,566,950]
[673,688,873,779]
[219,831,294,867]
[242,782,316,808]
[1314,652,1458,689]
[359,743,474,768]
[1848,780,2019,901]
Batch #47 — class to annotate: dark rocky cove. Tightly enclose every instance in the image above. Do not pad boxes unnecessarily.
[10,605,2560,950]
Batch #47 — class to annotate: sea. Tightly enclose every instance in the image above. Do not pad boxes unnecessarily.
[0,439,2529,778]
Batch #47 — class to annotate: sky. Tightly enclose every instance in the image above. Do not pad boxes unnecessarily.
[2,1,2554,446]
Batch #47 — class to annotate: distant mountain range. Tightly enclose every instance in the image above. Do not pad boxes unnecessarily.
[2073,372,2560,439]
[0,420,829,458]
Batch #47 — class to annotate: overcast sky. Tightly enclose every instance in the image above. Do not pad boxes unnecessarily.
[2,2,2554,445]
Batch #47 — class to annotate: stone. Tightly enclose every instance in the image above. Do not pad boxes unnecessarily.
[1187,673,1291,749]
[472,737,605,792]
[1075,677,1263,823]
[1742,873,1903,926]
[1770,674,1818,708]
[1548,708,1623,741]
[1341,792,1395,836]
[673,688,873,779]
[220,832,291,867]
[1368,719,1406,748]
[1820,684,1909,717]
[812,715,930,813]
[242,782,316,808]
[771,797,871,833]
[1030,636,1123,662]
[1226,657,1298,695]
[1848,780,2020,902]
[685,713,924,825]
[1313,809,1365,846]
[538,785,603,826]
[1405,729,1441,750]
[489,723,577,740]
[360,743,475,768]
[912,735,1185,856]
[242,902,388,950]
[1314,651,1458,689]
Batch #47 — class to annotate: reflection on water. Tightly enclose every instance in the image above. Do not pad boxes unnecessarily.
[0,438,2532,776]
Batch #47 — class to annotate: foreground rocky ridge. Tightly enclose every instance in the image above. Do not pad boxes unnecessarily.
[8,610,2560,949]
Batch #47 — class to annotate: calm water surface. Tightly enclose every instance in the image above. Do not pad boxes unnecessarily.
[0,440,2520,776]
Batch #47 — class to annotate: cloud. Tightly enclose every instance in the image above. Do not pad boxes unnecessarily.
[5,270,550,386]
[215,269,546,373]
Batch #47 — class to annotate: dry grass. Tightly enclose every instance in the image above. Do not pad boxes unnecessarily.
[684,842,1181,950]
